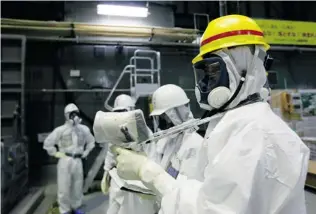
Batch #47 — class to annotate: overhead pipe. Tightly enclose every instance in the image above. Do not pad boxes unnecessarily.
[36,88,195,93]
[1,18,198,34]
[2,24,194,36]
[1,25,197,40]
[270,46,316,52]
[1,18,199,39]
[40,89,130,93]
[25,35,200,48]
[24,36,316,52]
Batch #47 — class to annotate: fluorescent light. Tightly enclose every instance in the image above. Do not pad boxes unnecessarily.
[97,4,148,18]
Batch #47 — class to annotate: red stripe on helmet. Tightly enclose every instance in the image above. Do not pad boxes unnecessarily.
[201,30,264,47]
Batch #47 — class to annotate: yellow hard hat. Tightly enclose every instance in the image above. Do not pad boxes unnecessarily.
[192,15,270,64]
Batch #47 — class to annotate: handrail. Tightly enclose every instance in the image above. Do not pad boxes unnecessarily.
[104,65,135,111]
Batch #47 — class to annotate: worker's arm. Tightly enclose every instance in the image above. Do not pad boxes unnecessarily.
[157,128,267,214]
[82,125,95,158]
[104,143,116,171]
[101,143,116,194]
[43,127,61,157]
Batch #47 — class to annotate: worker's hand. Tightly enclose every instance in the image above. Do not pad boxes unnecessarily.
[101,171,111,195]
[54,152,66,159]
[111,145,177,197]
[111,145,147,180]
[81,150,89,159]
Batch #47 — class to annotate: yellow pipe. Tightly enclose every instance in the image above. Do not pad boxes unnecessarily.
[1,18,198,34]
[1,18,198,41]
[1,24,188,36]
[1,25,195,39]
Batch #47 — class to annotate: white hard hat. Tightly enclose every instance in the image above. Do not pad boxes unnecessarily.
[150,84,190,116]
[113,94,135,112]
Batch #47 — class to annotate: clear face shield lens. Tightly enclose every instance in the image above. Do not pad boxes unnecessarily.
[155,114,173,130]
[194,61,222,93]
[161,113,172,124]
[193,56,230,106]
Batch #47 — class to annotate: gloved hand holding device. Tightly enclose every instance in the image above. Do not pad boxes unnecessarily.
[111,145,176,197]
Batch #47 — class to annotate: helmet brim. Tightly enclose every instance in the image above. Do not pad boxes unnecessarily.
[150,99,190,117]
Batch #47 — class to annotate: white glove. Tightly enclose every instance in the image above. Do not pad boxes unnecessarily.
[111,146,176,197]
[54,152,66,159]
[101,171,110,195]
[82,150,89,159]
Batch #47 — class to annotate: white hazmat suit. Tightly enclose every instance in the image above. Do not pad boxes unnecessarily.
[150,85,204,182]
[100,94,156,214]
[43,103,95,214]
[112,45,310,214]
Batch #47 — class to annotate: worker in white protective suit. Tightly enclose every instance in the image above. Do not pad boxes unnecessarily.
[43,103,95,214]
[100,94,156,214]
[150,84,204,182]
[111,15,310,214]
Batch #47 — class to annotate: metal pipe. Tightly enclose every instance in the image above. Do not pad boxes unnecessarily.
[2,18,198,34]
[219,0,227,16]
[104,65,135,111]
[7,88,195,93]
[236,0,241,14]
[129,56,153,67]
[193,13,210,30]
[27,36,316,52]
[40,89,131,93]
[135,49,162,71]
[129,57,152,90]
[26,36,200,48]
[270,46,316,52]
[22,35,316,52]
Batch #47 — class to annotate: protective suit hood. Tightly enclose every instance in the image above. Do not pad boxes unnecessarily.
[215,45,267,109]
[194,45,267,111]
[64,103,82,125]
[164,104,194,126]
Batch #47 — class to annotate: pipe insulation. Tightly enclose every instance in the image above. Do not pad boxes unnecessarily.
[1,18,199,40]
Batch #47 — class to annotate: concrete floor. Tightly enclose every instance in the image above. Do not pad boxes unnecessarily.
[305,190,316,214]
[83,191,316,214]
[84,192,108,214]
[31,166,316,214]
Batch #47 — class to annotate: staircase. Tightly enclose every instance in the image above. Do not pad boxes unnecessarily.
[104,49,161,111]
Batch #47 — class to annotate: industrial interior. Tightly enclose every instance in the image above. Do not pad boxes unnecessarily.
[1,1,316,214]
